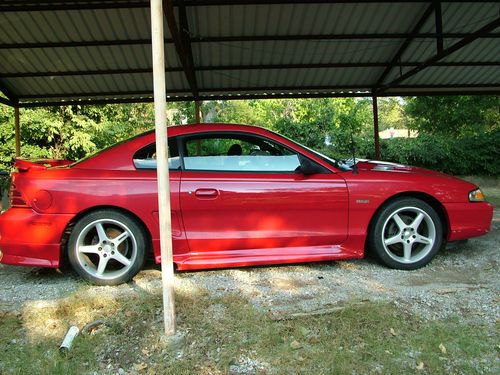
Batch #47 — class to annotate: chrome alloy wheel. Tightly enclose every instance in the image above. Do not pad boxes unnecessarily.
[381,206,436,264]
[75,219,138,281]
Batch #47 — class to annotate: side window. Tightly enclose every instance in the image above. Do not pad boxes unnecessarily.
[133,138,180,170]
[182,133,302,172]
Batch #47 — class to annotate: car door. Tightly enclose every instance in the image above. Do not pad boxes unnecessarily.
[132,137,189,260]
[178,131,348,257]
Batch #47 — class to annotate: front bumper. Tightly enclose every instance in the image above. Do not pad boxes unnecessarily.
[444,201,494,241]
[0,208,73,268]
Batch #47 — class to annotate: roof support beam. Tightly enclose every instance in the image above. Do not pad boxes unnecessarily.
[374,3,435,90]
[164,0,199,97]
[380,16,500,92]
[178,1,487,5]
[177,0,198,84]
[18,83,500,101]
[0,68,183,78]
[0,1,481,12]
[0,79,18,104]
[194,32,500,42]
[0,96,14,107]
[2,33,499,50]
[0,1,150,12]
[434,1,444,54]
[2,61,498,78]
[0,39,159,50]
[17,88,500,108]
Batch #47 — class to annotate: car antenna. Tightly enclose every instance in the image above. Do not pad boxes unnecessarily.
[350,129,358,174]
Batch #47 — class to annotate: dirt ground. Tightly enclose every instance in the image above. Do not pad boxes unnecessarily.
[0,210,498,326]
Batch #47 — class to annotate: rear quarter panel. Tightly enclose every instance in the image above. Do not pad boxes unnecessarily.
[14,167,189,260]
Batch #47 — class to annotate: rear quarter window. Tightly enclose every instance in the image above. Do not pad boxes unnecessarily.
[133,138,180,170]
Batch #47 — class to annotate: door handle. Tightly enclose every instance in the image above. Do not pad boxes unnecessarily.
[194,188,219,198]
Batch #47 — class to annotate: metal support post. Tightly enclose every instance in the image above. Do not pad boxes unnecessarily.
[14,106,20,157]
[372,96,380,160]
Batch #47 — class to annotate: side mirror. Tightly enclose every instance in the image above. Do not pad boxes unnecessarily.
[295,157,324,175]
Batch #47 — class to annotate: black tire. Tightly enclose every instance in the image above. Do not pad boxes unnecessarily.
[368,198,443,270]
[68,209,147,285]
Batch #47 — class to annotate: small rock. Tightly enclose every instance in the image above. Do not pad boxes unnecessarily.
[118,368,126,375]
[290,340,302,350]
[133,362,148,371]
[307,335,320,344]
[439,343,447,354]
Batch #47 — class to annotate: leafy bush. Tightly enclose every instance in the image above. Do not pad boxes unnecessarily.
[334,130,500,176]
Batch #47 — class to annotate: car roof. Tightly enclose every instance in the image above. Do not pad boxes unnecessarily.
[74,123,278,170]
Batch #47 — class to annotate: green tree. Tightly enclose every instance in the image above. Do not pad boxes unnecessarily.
[405,96,500,136]
[378,97,407,131]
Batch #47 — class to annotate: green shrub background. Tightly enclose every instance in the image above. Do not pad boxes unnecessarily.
[344,129,499,176]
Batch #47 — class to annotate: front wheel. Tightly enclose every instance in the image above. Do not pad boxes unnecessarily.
[68,210,147,285]
[368,198,443,270]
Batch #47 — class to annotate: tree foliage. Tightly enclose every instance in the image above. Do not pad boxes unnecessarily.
[405,96,500,136]
[0,96,498,178]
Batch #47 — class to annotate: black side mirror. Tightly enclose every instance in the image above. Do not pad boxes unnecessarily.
[295,157,324,175]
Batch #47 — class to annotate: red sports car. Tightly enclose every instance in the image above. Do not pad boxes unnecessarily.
[0,124,493,285]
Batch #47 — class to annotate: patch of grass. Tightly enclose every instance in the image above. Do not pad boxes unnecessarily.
[0,288,497,374]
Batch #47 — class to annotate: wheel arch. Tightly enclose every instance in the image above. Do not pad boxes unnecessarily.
[364,191,449,254]
[60,205,154,266]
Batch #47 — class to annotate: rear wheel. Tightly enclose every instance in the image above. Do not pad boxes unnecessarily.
[68,210,146,285]
[369,198,443,270]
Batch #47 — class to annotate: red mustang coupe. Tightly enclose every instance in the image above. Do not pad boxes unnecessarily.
[0,124,493,285]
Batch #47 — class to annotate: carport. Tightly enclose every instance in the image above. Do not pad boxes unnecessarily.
[1,0,499,334]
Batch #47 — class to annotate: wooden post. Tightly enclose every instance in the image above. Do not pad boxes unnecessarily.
[150,0,176,336]
[14,106,20,157]
[372,96,381,160]
[194,100,201,123]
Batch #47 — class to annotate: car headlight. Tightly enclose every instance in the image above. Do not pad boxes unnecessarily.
[469,188,485,202]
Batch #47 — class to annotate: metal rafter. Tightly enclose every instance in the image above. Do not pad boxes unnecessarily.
[2,33,499,51]
[18,83,500,102]
[0,96,14,106]
[2,61,498,79]
[380,17,500,92]
[434,1,444,53]
[0,79,18,104]
[164,0,199,97]
[177,0,488,4]
[374,3,435,91]
[0,68,183,78]
[0,0,485,12]
[0,39,159,50]
[177,0,198,89]
[0,1,150,12]
[18,87,500,108]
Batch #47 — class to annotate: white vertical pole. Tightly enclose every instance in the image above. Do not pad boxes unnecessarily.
[150,0,175,336]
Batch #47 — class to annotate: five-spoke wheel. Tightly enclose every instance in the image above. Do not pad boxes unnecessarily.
[369,198,443,270]
[68,210,146,285]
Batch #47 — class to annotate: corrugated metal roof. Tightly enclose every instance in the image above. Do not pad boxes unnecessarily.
[0,1,498,106]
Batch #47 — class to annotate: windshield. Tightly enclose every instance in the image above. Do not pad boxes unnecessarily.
[273,131,351,172]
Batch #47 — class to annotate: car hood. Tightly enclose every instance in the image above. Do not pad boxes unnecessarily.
[352,159,462,180]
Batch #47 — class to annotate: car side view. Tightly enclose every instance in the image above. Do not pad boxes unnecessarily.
[0,124,493,285]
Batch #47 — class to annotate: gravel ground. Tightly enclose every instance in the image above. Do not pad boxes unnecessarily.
[1,210,498,325]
